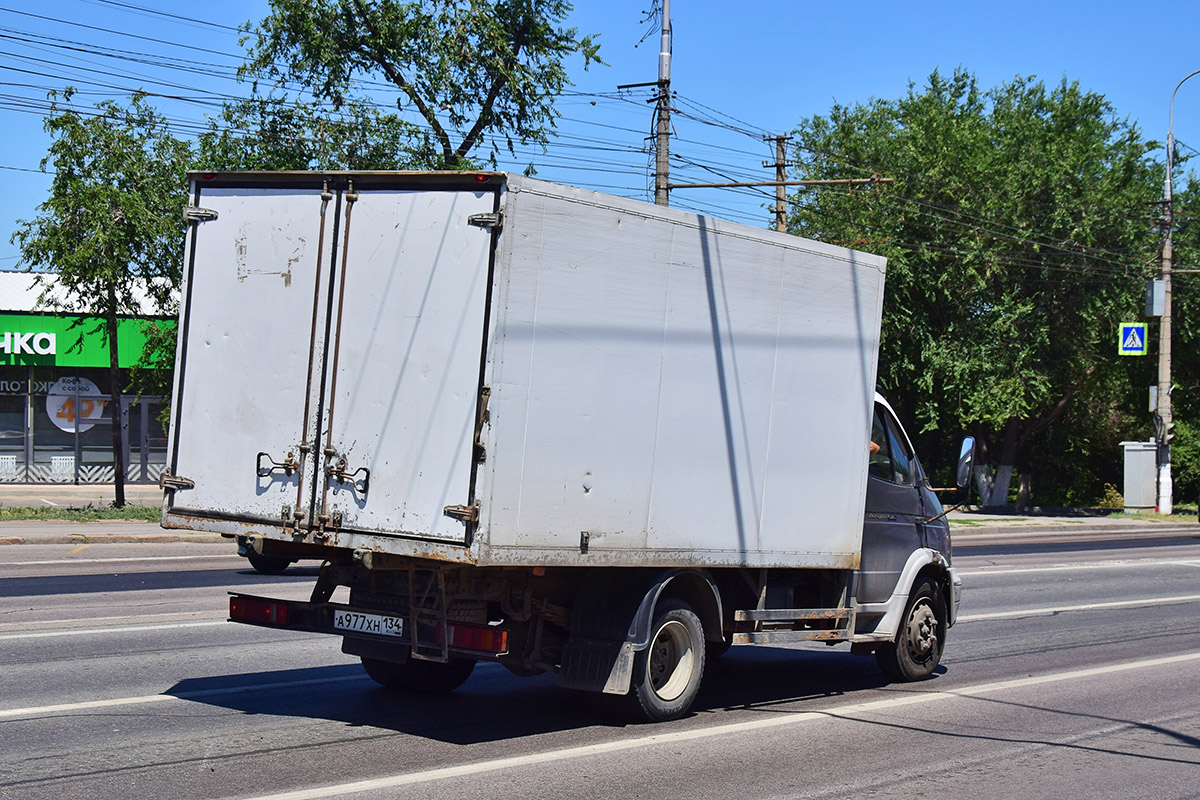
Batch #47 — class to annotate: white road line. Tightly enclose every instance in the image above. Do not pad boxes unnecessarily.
[957,593,1200,622]
[7,554,239,566]
[235,651,1200,800]
[0,674,368,719]
[3,611,224,630]
[0,620,227,641]
[958,558,1200,577]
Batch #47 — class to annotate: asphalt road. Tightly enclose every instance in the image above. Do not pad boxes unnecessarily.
[2,532,1199,800]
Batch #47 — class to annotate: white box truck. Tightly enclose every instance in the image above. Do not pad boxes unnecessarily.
[162,171,972,721]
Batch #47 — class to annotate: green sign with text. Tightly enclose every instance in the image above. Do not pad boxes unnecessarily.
[0,313,157,368]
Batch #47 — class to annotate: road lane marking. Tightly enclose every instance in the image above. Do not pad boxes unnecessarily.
[958,558,1200,576]
[957,593,1200,622]
[3,611,226,630]
[6,554,241,566]
[233,650,1200,800]
[67,544,89,554]
[0,620,227,641]
[0,674,368,719]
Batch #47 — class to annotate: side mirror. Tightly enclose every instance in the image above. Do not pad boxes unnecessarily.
[956,437,976,489]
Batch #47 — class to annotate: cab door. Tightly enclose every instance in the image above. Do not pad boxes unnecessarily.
[859,404,924,604]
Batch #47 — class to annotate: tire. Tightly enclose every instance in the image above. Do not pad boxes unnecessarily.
[631,599,706,722]
[360,656,476,693]
[245,550,293,575]
[876,576,946,682]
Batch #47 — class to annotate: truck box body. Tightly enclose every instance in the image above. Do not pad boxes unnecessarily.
[164,171,886,570]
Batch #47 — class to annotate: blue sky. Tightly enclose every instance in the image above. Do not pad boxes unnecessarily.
[2,0,1199,268]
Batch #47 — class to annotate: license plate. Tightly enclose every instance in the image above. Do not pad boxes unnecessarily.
[333,609,405,637]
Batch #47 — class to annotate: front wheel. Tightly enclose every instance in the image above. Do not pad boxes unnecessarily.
[361,656,476,693]
[631,599,706,722]
[876,576,946,681]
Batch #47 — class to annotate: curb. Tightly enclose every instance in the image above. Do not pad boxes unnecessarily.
[0,533,229,545]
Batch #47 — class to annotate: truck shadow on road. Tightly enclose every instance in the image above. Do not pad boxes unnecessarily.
[165,646,901,743]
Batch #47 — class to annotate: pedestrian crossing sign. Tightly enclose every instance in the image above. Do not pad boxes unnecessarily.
[1118,322,1148,356]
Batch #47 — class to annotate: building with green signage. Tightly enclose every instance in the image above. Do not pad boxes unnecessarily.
[0,272,169,484]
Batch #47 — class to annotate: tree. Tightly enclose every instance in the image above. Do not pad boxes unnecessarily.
[11,90,189,507]
[198,94,426,170]
[788,71,1163,507]
[240,0,601,169]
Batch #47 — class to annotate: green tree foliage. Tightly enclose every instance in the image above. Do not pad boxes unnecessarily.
[789,70,1163,507]
[240,0,601,169]
[198,95,426,170]
[11,90,190,506]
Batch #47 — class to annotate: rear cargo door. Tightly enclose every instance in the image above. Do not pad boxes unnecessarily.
[168,185,335,525]
[314,188,496,543]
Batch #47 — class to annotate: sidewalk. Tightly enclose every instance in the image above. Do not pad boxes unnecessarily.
[0,483,163,508]
[947,507,1200,540]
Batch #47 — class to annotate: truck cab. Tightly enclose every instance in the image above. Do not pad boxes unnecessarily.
[855,395,968,679]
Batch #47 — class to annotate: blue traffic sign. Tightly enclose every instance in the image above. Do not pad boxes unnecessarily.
[1118,322,1148,356]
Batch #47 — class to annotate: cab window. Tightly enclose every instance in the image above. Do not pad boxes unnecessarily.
[885,414,913,484]
[869,406,914,485]
[868,410,893,481]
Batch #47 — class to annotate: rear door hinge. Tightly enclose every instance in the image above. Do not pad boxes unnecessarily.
[468,211,502,230]
[158,469,195,491]
[443,503,480,524]
[182,205,219,224]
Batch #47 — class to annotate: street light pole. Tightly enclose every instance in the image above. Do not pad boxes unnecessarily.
[1158,68,1200,514]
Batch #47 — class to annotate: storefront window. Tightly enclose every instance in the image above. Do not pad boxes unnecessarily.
[0,394,26,482]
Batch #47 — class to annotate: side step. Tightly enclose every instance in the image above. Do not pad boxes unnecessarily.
[731,607,855,644]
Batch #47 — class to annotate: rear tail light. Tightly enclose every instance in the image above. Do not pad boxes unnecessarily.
[230,596,291,626]
[449,624,508,654]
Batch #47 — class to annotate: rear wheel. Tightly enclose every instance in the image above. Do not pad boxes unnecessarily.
[876,576,945,681]
[245,550,293,575]
[360,656,476,693]
[631,599,706,721]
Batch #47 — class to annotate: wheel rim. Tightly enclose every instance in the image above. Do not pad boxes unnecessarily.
[648,619,695,701]
[904,599,939,663]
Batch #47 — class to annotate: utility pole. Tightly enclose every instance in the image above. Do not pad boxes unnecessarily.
[1157,68,1200,515]
[654,0,671,206]
[764,134,791,232]
[1158,148,1174,514]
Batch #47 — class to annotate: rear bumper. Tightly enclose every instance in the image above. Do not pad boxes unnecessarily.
[227,593,509,658]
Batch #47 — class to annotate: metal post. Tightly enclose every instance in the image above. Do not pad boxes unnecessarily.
[1157,69,1200,514]
[654,0,671,206]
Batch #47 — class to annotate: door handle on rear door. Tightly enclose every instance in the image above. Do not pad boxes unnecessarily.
[325,454,370,494]
[257,451,299,478]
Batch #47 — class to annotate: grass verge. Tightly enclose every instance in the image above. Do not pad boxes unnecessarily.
[1106,505,1198,523]
[0,505,160,522]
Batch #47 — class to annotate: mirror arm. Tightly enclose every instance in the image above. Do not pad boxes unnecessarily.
[922,501,967,526]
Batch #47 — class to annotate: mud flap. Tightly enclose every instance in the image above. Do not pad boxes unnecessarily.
[558,638,635,694]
